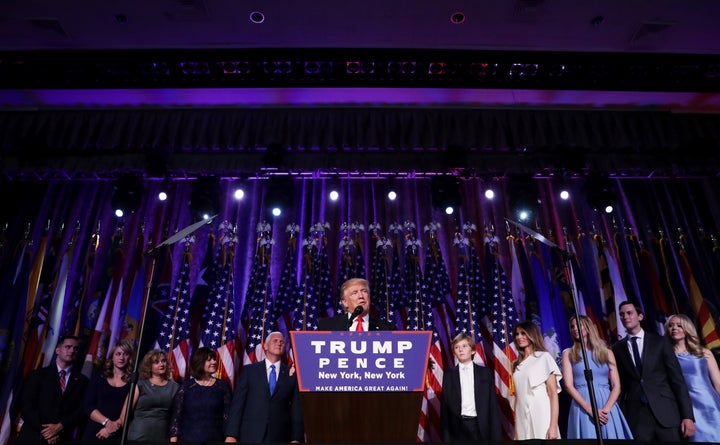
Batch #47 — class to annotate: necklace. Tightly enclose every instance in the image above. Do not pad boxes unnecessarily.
[196,377,214,387]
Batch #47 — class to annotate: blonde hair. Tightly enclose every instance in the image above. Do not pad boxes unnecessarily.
[102,340,135,382]
[512,320,546,371]
[568,315,610,365]
[665,314,704,358]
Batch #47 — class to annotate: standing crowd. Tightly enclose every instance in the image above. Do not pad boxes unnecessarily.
[11,279,720,443]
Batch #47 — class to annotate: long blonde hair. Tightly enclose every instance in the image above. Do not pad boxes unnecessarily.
[512,320,546,371]
[665,314,704,358]
[568,315,610,365]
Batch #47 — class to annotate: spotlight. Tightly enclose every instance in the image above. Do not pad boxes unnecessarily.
[387,190,397,201]
[329,190,339,201]
[583,173,617,213]
[559,189,570,200]
[111,174,144,217]
[189,176,221,220]
[158,191,168,201]
[265,177,294,217]
[484,188,495,200]
[233,188,245,200]
[431,176,461,214]
[508,175,540,221]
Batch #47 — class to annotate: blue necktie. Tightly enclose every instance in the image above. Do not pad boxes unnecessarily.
[269,364,277,395]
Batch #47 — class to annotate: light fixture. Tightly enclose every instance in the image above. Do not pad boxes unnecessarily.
[431,176,461,214]
[583,172,617,214]
[111,174,144,218]
[189,176,221,220]
[265,176,294,217]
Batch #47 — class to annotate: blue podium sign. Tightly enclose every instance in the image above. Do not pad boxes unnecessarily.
[290,330,431,392]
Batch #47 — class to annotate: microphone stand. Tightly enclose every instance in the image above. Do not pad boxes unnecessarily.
[119,216,216,445]
[506,219,604,445]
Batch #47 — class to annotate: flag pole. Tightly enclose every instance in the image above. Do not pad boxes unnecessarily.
[506,218,604,445]
[119,215,216,445]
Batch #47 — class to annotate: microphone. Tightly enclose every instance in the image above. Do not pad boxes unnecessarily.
[347,305,364,330]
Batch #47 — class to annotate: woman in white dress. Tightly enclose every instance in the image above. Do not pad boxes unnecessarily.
[512,320,562,440]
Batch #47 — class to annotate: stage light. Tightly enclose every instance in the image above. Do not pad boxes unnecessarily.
[583,173,617,213]
[388,190,397,201]
[189,176,221,220]
[329,190,339,201]
[559,189,570,200]
[265,176,294,217]
[111,173,144,217]
[158,191,168,201]
[484,188,495,200]
[508,175,540,222]
[431,176,461,214]
[233,188,245,200]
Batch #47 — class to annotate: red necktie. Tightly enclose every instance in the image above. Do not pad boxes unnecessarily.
[59,369,67,393]
[356,316,364,332]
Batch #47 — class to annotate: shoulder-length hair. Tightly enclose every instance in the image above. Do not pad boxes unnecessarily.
[512,320,546,371]
[665,314,704,358]
[569,315,610,365]
[189,346,216,379]
[103,340,135,382]
[139,349,173,380]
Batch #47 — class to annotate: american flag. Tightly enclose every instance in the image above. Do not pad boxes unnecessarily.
[453,229,487,366]
[313,223,334,317]
[296,235,320,331]
[484,233,519,440]
[415,222,447,443]
[275,223,300,332]
[402,222,423,332]
[337,222,366,313]
[388,223,406,328]
[201,226,239,387]
[242,222,275,364]
[156,240,193,381]
[369,223,393,321]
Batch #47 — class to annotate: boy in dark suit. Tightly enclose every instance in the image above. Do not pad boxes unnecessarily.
[612,301,695,441]
[16,335,88,445]
[441,333,502,441]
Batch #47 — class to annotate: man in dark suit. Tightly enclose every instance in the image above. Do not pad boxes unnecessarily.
[225,331,304,443]
[317,278,396,331]
[612,301,695,441]
[441,333,502,441]
[16,335,89,445]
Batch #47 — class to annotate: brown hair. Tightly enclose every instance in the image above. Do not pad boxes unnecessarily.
[189,346,216,379]
[512,320,546,371]
[138,349,173,380]
[451,332,476,351]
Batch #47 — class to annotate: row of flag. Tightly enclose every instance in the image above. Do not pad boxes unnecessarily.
[2,215,720,444]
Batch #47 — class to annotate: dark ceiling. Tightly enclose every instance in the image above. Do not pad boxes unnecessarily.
[2,0,720,110]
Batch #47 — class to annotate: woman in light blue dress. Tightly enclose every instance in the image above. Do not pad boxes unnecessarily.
[561,315,633,439]
[666,314,720,443]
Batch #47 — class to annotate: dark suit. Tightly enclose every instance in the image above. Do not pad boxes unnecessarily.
[612,330,694,440]
[226,359,304,442]
[441,363,502,441]
[317,313,396,331]
[16,365,89,445]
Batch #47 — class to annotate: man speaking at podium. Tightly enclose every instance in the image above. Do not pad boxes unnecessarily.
[318,278,396,331]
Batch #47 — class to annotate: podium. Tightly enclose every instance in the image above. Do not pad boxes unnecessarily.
[290,331,432,443]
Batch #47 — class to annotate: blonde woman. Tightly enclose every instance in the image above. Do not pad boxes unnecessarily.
[666,314,720,442]
[561,315,632,439]
[82,340,134,441]
[121,350,179,441]
[512,320,562,440]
